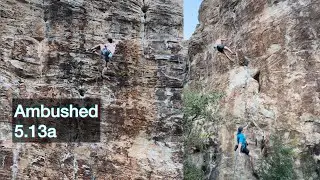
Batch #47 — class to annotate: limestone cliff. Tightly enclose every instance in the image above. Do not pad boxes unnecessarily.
[187,0,319,179]
[2,0,320,179]
[0,0,185,179]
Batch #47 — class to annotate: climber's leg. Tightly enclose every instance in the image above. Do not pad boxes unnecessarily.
[93,51,100,56]
[101,61,109,79]
[224,52,234,61]
[104,55,110,66]
[224,46,235,54]
[242,147,254,171]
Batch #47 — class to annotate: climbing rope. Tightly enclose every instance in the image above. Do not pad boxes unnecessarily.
[233,151,238,180]
[244,65,250,121]
[233,151,245,180]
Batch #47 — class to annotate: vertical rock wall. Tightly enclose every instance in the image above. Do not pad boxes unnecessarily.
[188,0,319,179]
[0,0,185,179]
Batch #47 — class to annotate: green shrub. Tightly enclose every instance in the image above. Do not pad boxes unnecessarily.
[182,89,222,134]
[258,135,296,180]
[184,128,211,153]
[183,161,204,180]
[182,89,222,179]
[182,89,222,151]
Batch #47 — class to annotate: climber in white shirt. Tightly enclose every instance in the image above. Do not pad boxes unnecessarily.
[88,38,117,67]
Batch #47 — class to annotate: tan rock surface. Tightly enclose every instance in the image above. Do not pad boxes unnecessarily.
[188,0,319,179]
[0,0,185,179]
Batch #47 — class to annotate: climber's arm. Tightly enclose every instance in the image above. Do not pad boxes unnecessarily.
[243,123,250,130]
[224,46,235,54]
[89,44,102,51]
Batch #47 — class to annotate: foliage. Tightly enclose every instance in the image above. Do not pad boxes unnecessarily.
[183,161,204,180]
[184,127,213,153]
[182,89,223,135]
[182,89,222,151]
[182,88,223,179]
[182,89,222,119]
[257,135,297,180]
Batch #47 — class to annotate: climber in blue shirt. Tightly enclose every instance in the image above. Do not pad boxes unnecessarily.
[235,125,255,172]
[237,126,250,155]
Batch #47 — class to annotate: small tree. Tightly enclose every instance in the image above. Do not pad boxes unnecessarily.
[182,89,222,135]
[258,135,296,180]
[182,89,223,179]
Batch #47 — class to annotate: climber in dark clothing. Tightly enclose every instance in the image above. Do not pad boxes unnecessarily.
[214,38,235,61]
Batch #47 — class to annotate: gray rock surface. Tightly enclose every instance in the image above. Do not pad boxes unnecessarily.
[187,0,319,179]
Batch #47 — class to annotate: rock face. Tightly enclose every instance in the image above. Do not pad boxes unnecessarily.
[188,0,319,179]
[0,0,185,179]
